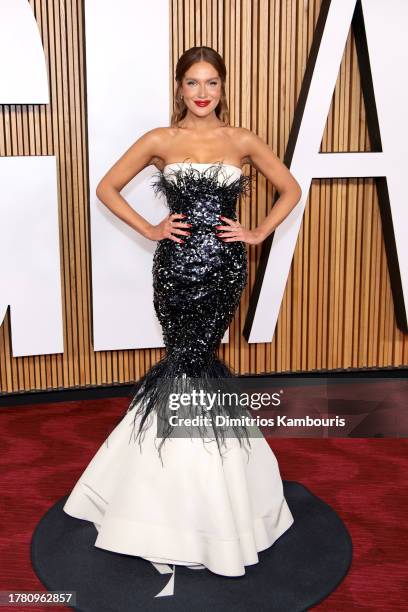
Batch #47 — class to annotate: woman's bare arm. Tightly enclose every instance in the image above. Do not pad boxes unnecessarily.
[244,129,302,240]
[217,128,302,245]
[95,128,190,243]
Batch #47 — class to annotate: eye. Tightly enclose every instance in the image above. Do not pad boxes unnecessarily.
[185,80,218,86]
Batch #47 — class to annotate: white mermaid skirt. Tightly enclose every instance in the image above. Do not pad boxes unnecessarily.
[63,407,294,577]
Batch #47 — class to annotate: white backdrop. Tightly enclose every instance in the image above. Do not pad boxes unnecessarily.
[246,0,408,342]
[85,0,170,350]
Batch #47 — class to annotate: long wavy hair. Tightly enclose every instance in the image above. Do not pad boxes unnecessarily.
[171,46,230,127]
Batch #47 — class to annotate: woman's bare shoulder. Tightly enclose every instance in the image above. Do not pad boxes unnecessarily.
[230,126,258,145]
[227,127,260,165]
[134,127,176,167]
[139,126,175,144]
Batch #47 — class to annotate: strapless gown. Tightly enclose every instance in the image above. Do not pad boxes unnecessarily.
[63,161,294,578]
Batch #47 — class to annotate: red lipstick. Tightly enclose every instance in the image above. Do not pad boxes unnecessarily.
[194,100,211,107]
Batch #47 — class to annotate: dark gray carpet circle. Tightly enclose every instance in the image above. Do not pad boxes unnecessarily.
[31,481,352,612]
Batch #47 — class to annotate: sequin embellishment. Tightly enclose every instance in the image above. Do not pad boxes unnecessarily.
[111,162,254,463]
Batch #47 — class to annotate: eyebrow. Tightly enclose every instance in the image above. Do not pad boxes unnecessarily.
[184,77,220,81]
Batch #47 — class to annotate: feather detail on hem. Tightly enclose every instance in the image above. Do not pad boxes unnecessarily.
[107,354,253,467]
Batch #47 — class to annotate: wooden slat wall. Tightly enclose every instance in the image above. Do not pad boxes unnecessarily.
[0,0,407,395]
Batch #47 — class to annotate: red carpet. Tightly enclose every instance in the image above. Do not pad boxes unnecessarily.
[0,396,406,611]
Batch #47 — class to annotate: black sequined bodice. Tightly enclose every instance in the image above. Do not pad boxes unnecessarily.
[123,161,254,459]
[151,162,252,373]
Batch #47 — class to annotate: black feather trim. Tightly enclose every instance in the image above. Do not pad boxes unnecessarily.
[150,161,253,203]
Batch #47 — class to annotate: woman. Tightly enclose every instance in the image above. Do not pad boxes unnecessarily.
[63,46,302,578]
